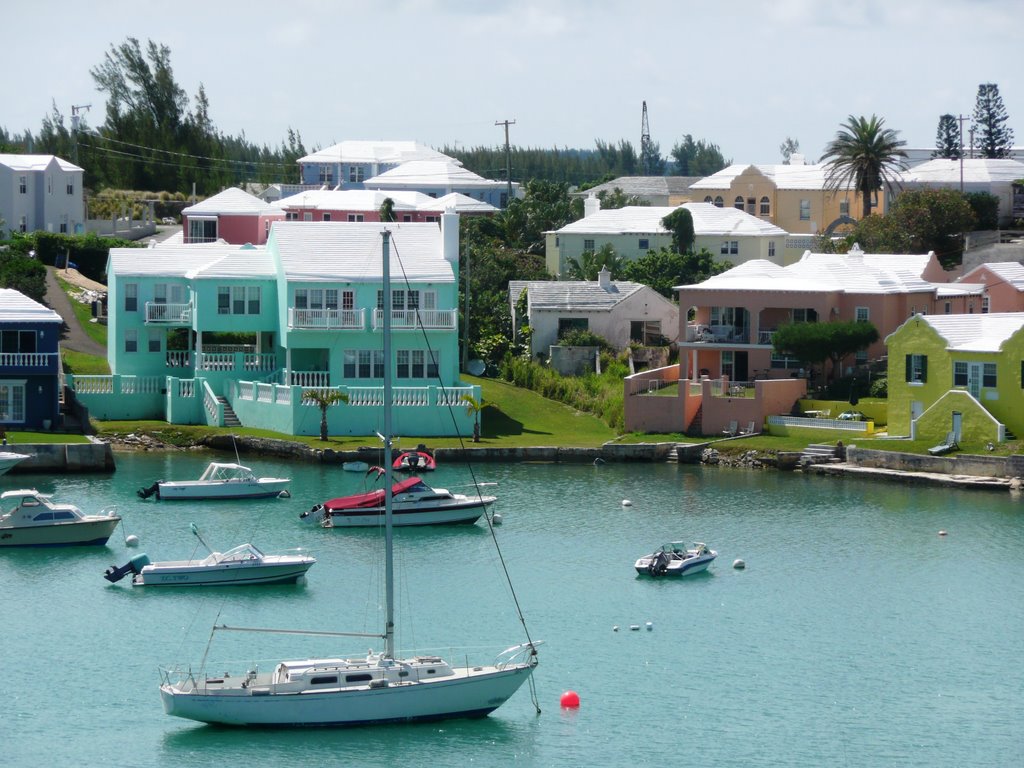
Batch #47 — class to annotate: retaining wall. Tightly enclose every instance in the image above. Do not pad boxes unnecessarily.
[846,446,1024,478]
[9,443,116,473]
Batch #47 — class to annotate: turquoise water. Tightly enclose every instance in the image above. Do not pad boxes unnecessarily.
[3,453,1022,767]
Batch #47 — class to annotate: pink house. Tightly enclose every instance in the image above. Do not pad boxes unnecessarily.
[957,261,1024,313]
[674,245,975,384]
[181,187,286,245]
[274,189,498,223]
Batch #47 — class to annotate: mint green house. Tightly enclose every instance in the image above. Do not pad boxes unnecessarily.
[886,313,1024,444]
[69,215,477,438]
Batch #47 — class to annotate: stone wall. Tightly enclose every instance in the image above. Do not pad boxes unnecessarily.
[846,446,1024,478]
[9,443,116,473]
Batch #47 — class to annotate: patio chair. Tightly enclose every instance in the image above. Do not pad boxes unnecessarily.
[741,420,757,435]
[721,420,738,437]
[927,432,959,456]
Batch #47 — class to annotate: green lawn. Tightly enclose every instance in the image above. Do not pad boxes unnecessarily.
[62,349,111,375]
[56,275,108,347]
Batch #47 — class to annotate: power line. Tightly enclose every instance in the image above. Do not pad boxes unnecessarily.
[80,132,298,171]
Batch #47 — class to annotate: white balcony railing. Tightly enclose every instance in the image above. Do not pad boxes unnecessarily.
[0,352,58,368]
[288,307,365,330]
[372,309,457,330]
[145,302,192,324]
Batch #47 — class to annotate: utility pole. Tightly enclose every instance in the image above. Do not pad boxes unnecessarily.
[462,243,471,372]
[641,101,652,176]
[495,119,515,206]
[70,104,91,165]
[957,114,971,193]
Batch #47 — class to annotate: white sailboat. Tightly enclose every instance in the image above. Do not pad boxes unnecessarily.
[159,229,540,726]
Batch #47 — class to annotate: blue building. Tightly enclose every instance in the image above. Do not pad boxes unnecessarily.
[0,289,63,430]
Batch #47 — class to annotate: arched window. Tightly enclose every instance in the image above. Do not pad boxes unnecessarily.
[734,196,744,210]
[760,196,770,216]
[713,196,724,208]
[704,195,713,204]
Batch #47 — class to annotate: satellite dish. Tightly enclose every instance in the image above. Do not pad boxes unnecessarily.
[467,359,486,376]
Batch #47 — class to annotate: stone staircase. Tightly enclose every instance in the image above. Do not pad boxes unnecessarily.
[799,443,843,466]
[218,397,241,427]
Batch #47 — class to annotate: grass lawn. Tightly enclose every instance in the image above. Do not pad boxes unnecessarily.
[2,431,91,444]
[62,349,111,375]
[56,275,108,348]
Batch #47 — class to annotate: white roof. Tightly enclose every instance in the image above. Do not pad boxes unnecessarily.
[273,189,494,214]
[551,202,788,237]
[899,158,1024,185]
[961,260,1024,289]
[108,244,276,279]
[508,279,647,311]
[905,312,1024,352]
[270,222,453,283]
[0,153,82,173]
[298,141,451,166]
[0,288,62,323]
[678,246,937,294]
[182,187,283,216]
[689,162,857,192]
[365,159,499,187]
[433,192,498,214]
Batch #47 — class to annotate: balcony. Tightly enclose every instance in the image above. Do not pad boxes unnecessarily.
[372,309,457,331]
[288,307,365,331]
[684,324,750,344]
[0,352,59,371]
[145,302,192,325]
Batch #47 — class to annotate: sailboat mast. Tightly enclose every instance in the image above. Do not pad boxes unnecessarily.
[381,229,395,660]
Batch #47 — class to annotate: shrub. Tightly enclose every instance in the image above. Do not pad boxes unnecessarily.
[869,376,888,398]
[498,356,626,431]
[557,328,613,351]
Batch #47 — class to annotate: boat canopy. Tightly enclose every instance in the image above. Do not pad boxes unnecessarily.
[324,477,425,509]
[198,463,255,482]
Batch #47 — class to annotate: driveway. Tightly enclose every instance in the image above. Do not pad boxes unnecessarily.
[44,266,107,356]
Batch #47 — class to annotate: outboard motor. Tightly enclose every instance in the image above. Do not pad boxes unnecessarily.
[104,553,152,583]
[647,551,671,577]
[299,504,323,521]
[137,481,162,500]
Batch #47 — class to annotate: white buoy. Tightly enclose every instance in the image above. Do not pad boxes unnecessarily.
[622,499,632,507]
[645,621,653,631]
[733,558,745,569]
[612,625,619,632]
[492,512,503,525]
[629,624,640,631]
[125,534,140,548]
[938,530,948,536]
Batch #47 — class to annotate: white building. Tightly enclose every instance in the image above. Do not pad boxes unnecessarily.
[0,154,84,235]
[544,200,789,278]
[897,158,1024,226]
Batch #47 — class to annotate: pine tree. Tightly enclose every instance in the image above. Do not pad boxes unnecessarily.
[972,83,1014,159]
[931,114,961,159]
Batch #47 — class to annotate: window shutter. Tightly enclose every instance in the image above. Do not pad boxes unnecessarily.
[905,355,912,382]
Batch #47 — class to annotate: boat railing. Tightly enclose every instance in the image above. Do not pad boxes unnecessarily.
[493,640,543,670]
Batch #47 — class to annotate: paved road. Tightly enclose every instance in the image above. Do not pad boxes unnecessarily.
[44,266,106,356]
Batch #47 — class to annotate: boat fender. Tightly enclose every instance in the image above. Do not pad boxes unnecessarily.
[278,490,291,498]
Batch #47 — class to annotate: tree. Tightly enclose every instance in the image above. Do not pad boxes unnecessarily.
[0,253,47,303]
[497,179,581,255]
[932,114,962,159]
[301,388,349,441]
[661,207,694,254]
[670,135,729,176]
[640,139,664,177]
[595,187,649,210]
[772,321,880,382]
[821,114,908,218]
[379,197,396,222]
[779,137,801,164]
[565,243,624,280]
[460,394,487,442]
[972,83,1014,159]
[621,247,729,298]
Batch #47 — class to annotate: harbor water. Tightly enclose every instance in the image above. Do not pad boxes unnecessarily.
[3,452,1022,767]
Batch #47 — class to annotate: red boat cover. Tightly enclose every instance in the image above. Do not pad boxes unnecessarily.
[324,476,424,510]
[392,451,436,470]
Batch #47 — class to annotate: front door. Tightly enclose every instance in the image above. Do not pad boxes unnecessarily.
[967,363,983,399]
[734,351,749,383]
[952,412,963,442]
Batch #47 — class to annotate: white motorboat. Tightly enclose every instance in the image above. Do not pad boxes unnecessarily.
[634,542,717,577]
[138,462,290,500]
[0,489,121,547]
[0,451,30,476]
[159,229,539,727]
[104,543,316,587]
[302,475,494,528]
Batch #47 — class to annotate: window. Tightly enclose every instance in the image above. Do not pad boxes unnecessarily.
[713,196,723,208]
[303,212,313,221]
[638,238,649,251]
[983,363,997,388]
[148,331,162,352]
[954,361,968,387]
[944,302,952,314]
[0,383,26,423]
[349,166,365,183]
[247,287,261,315]
[347,214,364,222]
[583,239,595,252]
[344,349,383,379]
[839,200,850,216]
[18,176,26,194]
[768,241,776,258]
[403,215,412,222]
[47,175,52,194]
[125,283,138,312]
[729,241,738,255]
[905,354,927,383]
[759,196,770,215]
[19,216,26,233]
[218,287,230,315]
[322,213,331,222]
[557,318,588,337]
[286,212,299,221]
[704,196,713,204]
[0,330,37,354]
[342,291,354,311]
[125,329,138,353]
[792,308,818,323]
[855,307,869,323]
[734,196,744,210]
[318,164,333,185]
[720,241,730,255]
[968,301,975,314]
[59,215,68,233]
[66,182,74,195]
[188,218,217,242]
[397,349,440,379]
[982,295,990,314]
[217,286,259,315]
[424,215,439,222]
[799,200,811,220]
[855,350,868,364]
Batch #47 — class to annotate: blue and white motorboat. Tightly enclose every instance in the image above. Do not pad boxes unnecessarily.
[634,542,717,577]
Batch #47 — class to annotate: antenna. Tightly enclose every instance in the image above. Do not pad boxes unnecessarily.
[641,101,652,176]
[70,104,92,132]
[495,119,516,206]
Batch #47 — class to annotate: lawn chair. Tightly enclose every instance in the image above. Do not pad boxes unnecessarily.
[927,432,959,456]
[741,420,757,435]
[721,420,738,436]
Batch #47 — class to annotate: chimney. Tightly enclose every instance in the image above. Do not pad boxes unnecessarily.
[440,208,460,265]
[598,266,611,289]
[790,153,805,165]
[584,193,601,218]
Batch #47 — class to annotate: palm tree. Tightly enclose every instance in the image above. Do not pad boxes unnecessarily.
[821,115,908,219]
[461,393,486,442]
[302,388,349,441]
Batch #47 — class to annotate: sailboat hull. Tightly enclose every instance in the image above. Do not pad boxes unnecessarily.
[160,663,535,727]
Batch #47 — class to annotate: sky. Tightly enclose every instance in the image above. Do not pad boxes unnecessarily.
[3,0,1020,167]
